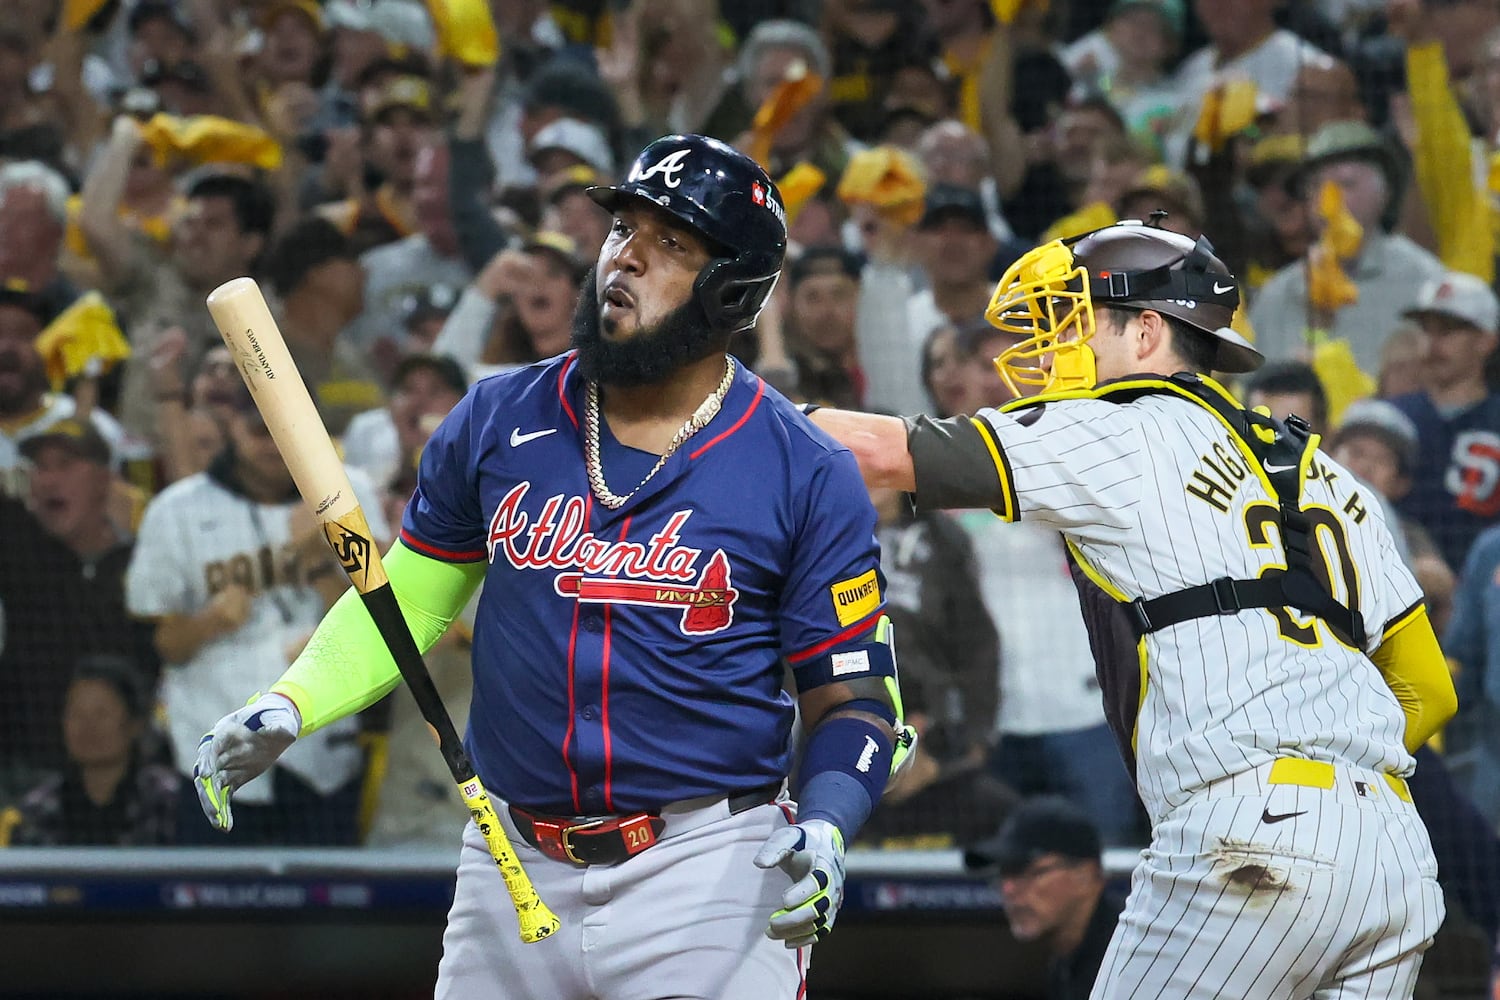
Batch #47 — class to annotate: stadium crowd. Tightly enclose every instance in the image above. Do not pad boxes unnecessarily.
[0,0,1497,990]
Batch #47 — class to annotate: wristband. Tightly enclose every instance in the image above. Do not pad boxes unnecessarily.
[795,715,892,841]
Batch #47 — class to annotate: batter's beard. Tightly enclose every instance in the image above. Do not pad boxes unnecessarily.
[571,270,728,387]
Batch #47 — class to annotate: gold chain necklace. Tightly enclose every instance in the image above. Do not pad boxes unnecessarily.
[585,358,736,510]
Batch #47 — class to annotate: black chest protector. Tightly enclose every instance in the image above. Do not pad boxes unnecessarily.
[1036,373,1367,648]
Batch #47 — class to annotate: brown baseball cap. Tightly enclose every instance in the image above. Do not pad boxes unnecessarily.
[19,419,111,466]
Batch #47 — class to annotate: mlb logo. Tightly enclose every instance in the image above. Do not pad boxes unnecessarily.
[750,181,766,206]
[1354,780,1374,798]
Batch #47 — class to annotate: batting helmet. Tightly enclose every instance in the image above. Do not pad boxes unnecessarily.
[985,220,1263,395]
[588,134,787,334]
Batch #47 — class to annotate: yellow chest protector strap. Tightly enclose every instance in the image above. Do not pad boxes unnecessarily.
[1051,373,1368,646]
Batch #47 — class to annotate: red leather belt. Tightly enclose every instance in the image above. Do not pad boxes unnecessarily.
[509,782,781,867]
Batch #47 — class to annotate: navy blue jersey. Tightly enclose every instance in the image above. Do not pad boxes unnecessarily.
[1390,391,1500,571]
[402,354,885,814]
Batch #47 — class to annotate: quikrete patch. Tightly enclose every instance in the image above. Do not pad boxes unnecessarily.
[830,569,880,626]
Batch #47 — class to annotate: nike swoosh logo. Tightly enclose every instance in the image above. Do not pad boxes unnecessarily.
[1260,808,1306,825]
[1213,282,1235,294]
[510,428,557,447]
[1263,462,1298,474]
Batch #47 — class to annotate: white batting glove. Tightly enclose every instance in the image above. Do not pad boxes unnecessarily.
[193,693,301,832]
[753,818,847,948]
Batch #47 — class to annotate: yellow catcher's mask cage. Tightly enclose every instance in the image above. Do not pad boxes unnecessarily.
[984,239,1099,395]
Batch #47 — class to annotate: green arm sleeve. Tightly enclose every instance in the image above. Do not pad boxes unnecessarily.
[269,540,486,734]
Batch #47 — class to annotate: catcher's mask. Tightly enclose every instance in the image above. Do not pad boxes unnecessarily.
[983,220,1262,396]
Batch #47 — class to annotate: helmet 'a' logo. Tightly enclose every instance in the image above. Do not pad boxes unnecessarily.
[632,148,691,189]
[750,181,766,206]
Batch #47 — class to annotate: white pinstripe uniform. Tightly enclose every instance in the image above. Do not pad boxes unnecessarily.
[947,381,1443,999]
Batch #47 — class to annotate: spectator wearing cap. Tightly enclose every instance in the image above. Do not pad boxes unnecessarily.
[1115,165,1204,238]
[1062,0,1185,141]
[854,183,998,416]
[260,217,383,436]
[1327,399,1455,628]
[1387,269,1500,574]
[504,57,622,191]
[1,655,179,846]
[0,421,158,774]
[337,71,439,250]
[343,352,467,498]
[527,118,616,190]
[0,283,135,494]
[349,140,472,370]
[80,122,275,446]
[783,247,865,411]
[1250,120,1445,377]
[321,0,435,129]
[910,184,1000,340]
[541,165,611,261]
[964,798,1125,1000]
[125,379,387,845]
[124,0,195,83]
[253,0,327,90]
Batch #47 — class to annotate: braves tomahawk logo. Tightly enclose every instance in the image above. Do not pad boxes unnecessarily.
[486,483,739,635]
[631,148,690,189]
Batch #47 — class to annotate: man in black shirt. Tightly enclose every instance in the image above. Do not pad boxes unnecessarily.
[965,797,1124,1000]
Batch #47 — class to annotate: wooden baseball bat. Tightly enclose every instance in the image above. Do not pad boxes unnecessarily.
[205,277,559,944]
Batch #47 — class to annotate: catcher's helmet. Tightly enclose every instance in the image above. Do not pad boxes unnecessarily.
[588,134,787,334]
[985,220,1263,394]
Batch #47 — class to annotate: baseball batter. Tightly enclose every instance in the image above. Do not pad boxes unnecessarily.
[191,135,914,999]
[809,221,1457,999]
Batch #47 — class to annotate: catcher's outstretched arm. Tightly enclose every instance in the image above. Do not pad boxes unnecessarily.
[806,408,913,491]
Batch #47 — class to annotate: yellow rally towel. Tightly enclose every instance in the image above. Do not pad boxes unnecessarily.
[835,146,926,227]
[1307,243,1359,313]
[138,114,283,171]
[1311,336,1375,426]
[1042,201,1117,244]
[1192,79,1259,153]
[425,0,499,67]
[1319,178,1363,261]
[1306,180,1362,313]
[33,292,131,390]
[747,66,825,169]
[61,0,113,32]
[778,163,827,226]
[989,0,1048,24]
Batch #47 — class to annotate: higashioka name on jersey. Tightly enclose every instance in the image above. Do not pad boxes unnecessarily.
[485,482,739,635]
